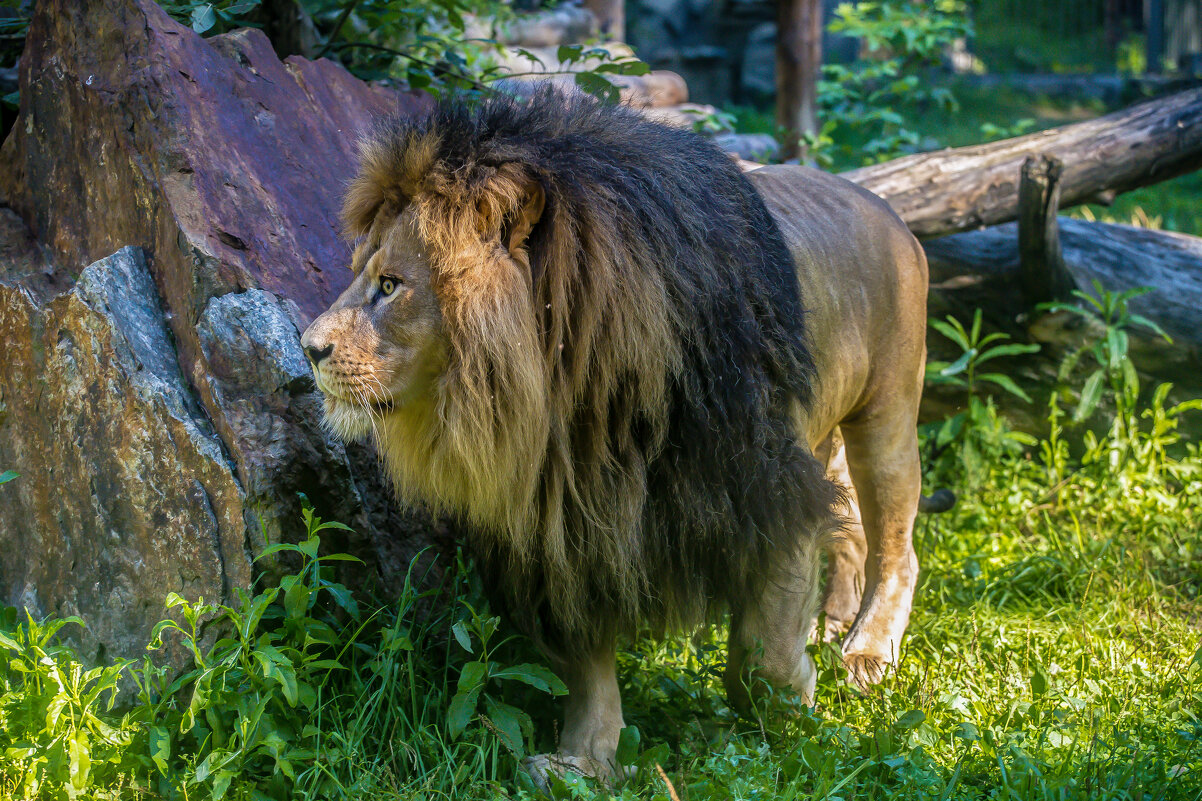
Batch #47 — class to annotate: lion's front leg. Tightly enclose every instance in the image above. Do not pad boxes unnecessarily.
[522,637,625,791]
[724,535,825,714]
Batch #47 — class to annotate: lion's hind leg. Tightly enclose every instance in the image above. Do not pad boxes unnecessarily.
[815,429,867,642]
[836,403,922,688]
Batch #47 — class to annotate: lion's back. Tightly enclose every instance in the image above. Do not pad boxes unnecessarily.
[747,164,929,446]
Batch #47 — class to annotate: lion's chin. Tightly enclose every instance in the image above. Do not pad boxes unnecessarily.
[321,396,386,442]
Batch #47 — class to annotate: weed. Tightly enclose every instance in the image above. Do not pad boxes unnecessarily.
[924,308,1041,486]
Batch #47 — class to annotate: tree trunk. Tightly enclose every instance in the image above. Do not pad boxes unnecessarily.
[776,0,823,161]
[842,88,1202,239]
[257,0,317,59]
[582,0,624,40]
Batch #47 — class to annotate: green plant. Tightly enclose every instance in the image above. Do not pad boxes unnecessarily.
[810,0,969,166]
[0,500,564,799]
[446,602,567,761]
[0,611,135,800]
[156,0,650,105]
[160,0,264,35]
[1039,280,1172,465]
[0,470,17,485]
[923,309,1040,484]
[138,502,368,799]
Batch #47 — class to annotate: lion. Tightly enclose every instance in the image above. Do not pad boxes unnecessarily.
[300,89,929,786]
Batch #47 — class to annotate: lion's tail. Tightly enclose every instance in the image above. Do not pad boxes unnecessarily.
[919,488,957,514]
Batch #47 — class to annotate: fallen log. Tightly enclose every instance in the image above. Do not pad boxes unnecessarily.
[923,217,1202,349]
[843,88,1202,239]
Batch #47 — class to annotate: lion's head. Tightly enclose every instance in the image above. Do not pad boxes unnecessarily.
[302,91,837,651]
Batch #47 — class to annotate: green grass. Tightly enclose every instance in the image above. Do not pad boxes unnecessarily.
[2,304,1202,799]
[1071,170,1202,238]
[969,4,1126,75]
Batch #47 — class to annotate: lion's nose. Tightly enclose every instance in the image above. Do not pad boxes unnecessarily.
[304,343,334,365]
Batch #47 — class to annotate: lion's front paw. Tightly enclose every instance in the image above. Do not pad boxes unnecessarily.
[842,652,890,689]
[521,753,612,794]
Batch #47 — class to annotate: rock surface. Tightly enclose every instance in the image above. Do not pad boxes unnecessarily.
[0,245,250,663]
[0,0,441,660]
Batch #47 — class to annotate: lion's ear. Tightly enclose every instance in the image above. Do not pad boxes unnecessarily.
[503,178,545,262]
[342,175,405,239]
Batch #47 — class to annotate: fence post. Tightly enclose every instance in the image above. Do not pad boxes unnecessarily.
[1019,155,1076,306]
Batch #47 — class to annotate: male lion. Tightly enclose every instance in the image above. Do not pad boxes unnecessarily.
[301,90,927,784]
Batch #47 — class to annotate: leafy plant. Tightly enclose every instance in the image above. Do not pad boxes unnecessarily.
[927,308,1040,401]
[139,502,367,799]
[156,0,650,104]
[1040,280,1173,465]
[0,470,17,485]
[446,602,566,760]
[809,0,969,166]
[160,0,264,35]
[924,309,1040,484]
[0,610,135,800]
[0,500,565,799]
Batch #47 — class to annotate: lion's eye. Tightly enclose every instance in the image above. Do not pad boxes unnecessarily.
[380,276,400,297]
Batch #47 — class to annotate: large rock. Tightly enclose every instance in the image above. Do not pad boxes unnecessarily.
[0,243,250,662]
[0,0,441,660]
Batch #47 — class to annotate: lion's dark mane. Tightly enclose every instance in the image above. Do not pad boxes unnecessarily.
[360,90,840,653]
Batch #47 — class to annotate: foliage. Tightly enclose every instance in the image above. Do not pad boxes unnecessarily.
[154,0,648,102]
[0,500,564,800]
[445,601,566,761]
[805,0,969,166]
[159,0,264,36]
[1039,281,1177,467]
[923,308,1040,485]
[0,610,133,800]
[300,0,514,94]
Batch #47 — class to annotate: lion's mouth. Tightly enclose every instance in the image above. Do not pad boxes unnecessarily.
[367,396,395,413]
[313,372,396,420]
[323,389,395,415]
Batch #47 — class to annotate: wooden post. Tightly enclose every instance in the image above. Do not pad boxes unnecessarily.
[776,0,823,161]
[1147,0,1165,74]
[1018,155,1076,306]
